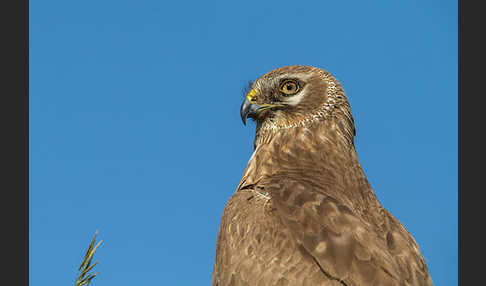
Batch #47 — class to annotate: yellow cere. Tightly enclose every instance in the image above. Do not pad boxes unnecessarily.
[247,89,258,102]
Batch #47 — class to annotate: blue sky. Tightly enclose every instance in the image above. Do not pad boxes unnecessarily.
[30,0,457,285]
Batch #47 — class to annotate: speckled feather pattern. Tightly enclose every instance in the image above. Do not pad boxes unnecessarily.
[212,66,433,286]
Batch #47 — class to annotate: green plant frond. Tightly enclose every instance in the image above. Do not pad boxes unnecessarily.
[75,231,102,286]
[78,274,97,286]
[78,231,98,271]
[80,262,98,277]
[88,240,102,260]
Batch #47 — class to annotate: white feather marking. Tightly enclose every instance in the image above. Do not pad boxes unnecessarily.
[285,89,306,106]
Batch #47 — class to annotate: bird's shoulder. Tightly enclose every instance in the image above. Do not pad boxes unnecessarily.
[260,175,433,286]
[213,188,330,285]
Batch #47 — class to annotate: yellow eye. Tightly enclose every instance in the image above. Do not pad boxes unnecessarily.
[279,80,299,95]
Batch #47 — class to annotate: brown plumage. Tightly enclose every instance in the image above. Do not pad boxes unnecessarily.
[212,65,433,286]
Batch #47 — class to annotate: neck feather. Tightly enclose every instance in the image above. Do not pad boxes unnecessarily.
[239,118,373,213]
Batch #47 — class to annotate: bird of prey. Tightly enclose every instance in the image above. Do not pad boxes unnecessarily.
[211,65,433,286]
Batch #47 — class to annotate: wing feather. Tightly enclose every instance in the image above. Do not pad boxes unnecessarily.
[265,176,432,286]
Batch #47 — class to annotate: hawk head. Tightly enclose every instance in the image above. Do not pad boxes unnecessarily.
[240,65,354,135]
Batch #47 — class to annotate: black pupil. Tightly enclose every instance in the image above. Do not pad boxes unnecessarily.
[286,84,293,90]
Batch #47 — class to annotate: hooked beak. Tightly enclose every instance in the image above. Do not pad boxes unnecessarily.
[240,97,260,126]
[240,88,284,125]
